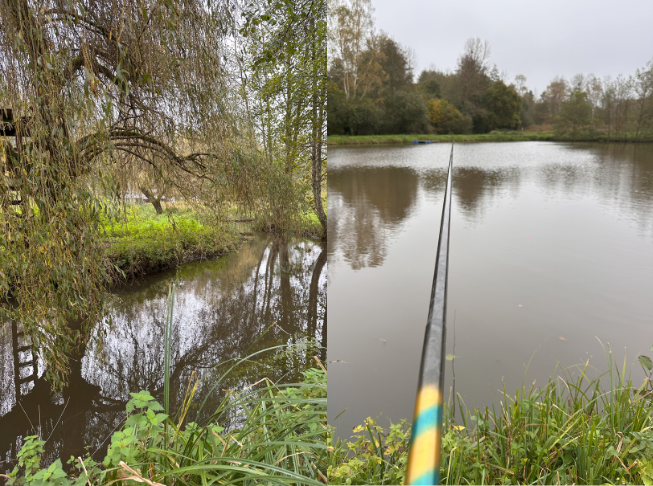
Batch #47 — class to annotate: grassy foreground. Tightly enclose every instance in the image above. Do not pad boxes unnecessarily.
[329,348,653,485]
[5,363,327,485]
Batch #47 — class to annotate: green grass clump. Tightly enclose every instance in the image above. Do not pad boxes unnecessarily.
[328,348,653,485]
[102,204,241,280]
[299,212,325,239]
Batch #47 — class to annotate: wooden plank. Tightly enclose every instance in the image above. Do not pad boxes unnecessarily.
[18,375,36,385]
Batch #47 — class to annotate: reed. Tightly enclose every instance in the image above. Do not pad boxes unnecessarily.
[164,282,175,417]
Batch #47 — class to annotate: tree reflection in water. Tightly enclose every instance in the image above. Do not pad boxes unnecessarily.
[328,167,418,270]
[0,235,326,473]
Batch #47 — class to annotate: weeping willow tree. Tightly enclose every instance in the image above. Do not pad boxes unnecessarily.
[0,0,246,387]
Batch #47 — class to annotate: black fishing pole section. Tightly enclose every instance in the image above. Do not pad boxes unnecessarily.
[405,143,454,485]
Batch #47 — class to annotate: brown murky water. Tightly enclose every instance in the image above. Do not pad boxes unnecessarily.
[327,142,653,439]
[0,234,326,472]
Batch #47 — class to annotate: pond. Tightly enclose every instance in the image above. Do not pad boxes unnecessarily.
[327,142,653,439]
[0,234,326,472]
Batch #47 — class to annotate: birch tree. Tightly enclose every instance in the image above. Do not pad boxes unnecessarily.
[327,0,384,100]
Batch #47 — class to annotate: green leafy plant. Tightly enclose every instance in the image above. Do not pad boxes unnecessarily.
[6,437,69,486]
[328,418,411,485]
[6,366,326,485]
[103,390,169,468]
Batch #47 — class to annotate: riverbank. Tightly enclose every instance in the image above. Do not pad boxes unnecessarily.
[103,204,242,282]
[328,351,653,485]
[327,132,653,145]
[103,203,325,282]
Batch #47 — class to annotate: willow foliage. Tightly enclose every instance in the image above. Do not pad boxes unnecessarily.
[0,0,243,387]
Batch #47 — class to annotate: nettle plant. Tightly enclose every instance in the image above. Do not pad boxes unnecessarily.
[103,390,169,468]
[5,391,169,485]
[6,437,98,486]
[5,390,168,486]
[6,437,63,485]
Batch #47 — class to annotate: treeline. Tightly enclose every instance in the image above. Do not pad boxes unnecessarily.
[327,0,653,140]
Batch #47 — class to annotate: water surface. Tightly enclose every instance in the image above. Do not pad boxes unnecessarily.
[1,234,326,471]
[328,142,653,438]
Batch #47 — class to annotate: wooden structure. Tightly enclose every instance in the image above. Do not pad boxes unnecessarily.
[1,107,16,137]
[11,321,38,402]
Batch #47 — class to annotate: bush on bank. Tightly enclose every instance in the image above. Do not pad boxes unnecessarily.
[328,350,653,485]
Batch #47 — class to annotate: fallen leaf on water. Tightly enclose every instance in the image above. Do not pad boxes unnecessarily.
[559,336,567,341]
[445,354,458,361]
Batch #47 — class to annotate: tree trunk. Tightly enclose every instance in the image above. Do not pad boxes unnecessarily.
[139,186,163,214]
[311,139,327,235]
[307,246,326,339]
[310,15,327,237]
[151,198,163,215]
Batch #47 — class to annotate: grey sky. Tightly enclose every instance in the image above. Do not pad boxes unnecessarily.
[371,0,653,95]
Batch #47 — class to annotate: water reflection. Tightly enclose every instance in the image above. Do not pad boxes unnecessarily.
[328,143,653,274]
[0,235,326,473]
[421,166,522,224]
[328,167,418,270]
[557,144,653,237]
[328,142,653,440]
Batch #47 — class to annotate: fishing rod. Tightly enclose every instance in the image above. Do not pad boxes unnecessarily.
[405,143,454,486]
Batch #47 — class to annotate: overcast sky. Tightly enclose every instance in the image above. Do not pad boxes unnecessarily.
[371,0,653,96]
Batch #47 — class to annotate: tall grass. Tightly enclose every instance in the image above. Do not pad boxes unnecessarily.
[328,346,653,485]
